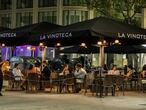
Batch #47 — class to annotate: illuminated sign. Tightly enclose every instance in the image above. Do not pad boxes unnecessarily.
[0,33,16,38]
[40,32,72,40]
[118,33,146,40]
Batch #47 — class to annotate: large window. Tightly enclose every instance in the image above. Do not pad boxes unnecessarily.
[16,12,32,27]
[38,11,57,24]
[38,0,57,7]
[0,0,12,10]
[63,10,88,25]
[17,0,33,9]
[63,0,87,6]
[0,13,11,27]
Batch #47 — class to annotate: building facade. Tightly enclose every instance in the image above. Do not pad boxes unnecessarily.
[0,0,94,28]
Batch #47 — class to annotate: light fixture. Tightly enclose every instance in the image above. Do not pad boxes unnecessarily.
[2,43,5,47]
[27,46,31,50]
[142,44,146,47]
[97,41,102,45]
[114,39,119,44]
[80,42,86,47]
[39,42,43,46]
[56,43,61,47]
[20,48,23,51]
[103,40,106,44]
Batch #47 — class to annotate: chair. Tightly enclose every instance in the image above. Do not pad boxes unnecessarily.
[26,73,39,92]
[61,74,75,93]
[115,75,125,96]
[13,76,22,90]
[50,71,60,93]
[103,75,116,96]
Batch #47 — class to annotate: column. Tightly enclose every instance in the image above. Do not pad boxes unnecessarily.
[57,0,63,25]
[11,0,16,28]
[142,8,146,29]
[33,0,38,23]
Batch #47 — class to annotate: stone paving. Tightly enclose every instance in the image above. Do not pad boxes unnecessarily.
[0,91,146,110]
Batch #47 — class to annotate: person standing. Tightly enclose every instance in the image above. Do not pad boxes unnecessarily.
[0,62,3,96]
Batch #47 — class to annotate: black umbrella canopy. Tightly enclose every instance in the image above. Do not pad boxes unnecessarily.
[0,22,62,46]
[59,45,146,54]
[40,17,146,47]
[59,45,99,54]
[0,27,11,32]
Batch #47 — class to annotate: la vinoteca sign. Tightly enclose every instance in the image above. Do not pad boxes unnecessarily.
[118,33,146,40]
[40,32,72,40]
[0,33,16,38]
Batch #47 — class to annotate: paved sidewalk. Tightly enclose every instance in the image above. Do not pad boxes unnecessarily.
[0,91,146,110]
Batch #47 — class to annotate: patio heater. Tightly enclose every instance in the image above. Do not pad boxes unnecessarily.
[97,40,107,98]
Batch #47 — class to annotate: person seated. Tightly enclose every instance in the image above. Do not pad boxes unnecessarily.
[141,64,146,86]
[42,61,51,81]
[141,64,146,79]
[107,65,120,75]
[60,64,70,76]
[124,65,134,81]
[12,63,25,90]
[74,63,87,93]
[74,63,87,83]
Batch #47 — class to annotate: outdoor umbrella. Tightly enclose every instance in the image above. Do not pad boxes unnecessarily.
[38,16,146,47]
[0,22,62,46]
[59,45,146,54]
[0,27,11,32]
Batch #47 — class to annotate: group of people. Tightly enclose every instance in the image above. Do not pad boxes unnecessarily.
[1,59,146,96]
[107,64,134,80]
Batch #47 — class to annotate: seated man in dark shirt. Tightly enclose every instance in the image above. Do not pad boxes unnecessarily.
[42,61,51,81]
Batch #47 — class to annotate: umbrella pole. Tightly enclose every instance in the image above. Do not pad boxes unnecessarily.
[98,45,105,98]
[99,45,105,67]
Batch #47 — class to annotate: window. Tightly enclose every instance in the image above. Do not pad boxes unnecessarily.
[38,0,57,7]
[63,0,87,6]
[17,0,33,9]
[16,12,32,27]
[38,11,57,24]
[63,10,88,25]
[0,0,12,10]
[0,13,11,27]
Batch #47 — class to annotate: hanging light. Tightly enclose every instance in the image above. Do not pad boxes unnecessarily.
[27,46,31,50]
[97,41,102,45]
[80,42,86,47]
[39,42,44,46]
[103,40,106,44]
[56,43,61,47]
[2,43,5,47]
[112,39,121,45]
[115,39,119,44]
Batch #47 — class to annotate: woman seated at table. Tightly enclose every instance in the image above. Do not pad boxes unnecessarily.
[60,64,70,76]
[107,65,120,75]
[124,65,134,81]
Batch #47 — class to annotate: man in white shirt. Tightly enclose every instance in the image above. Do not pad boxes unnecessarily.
[74,63,87,83]
[74,63,87,93]
[12,63,24,80]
